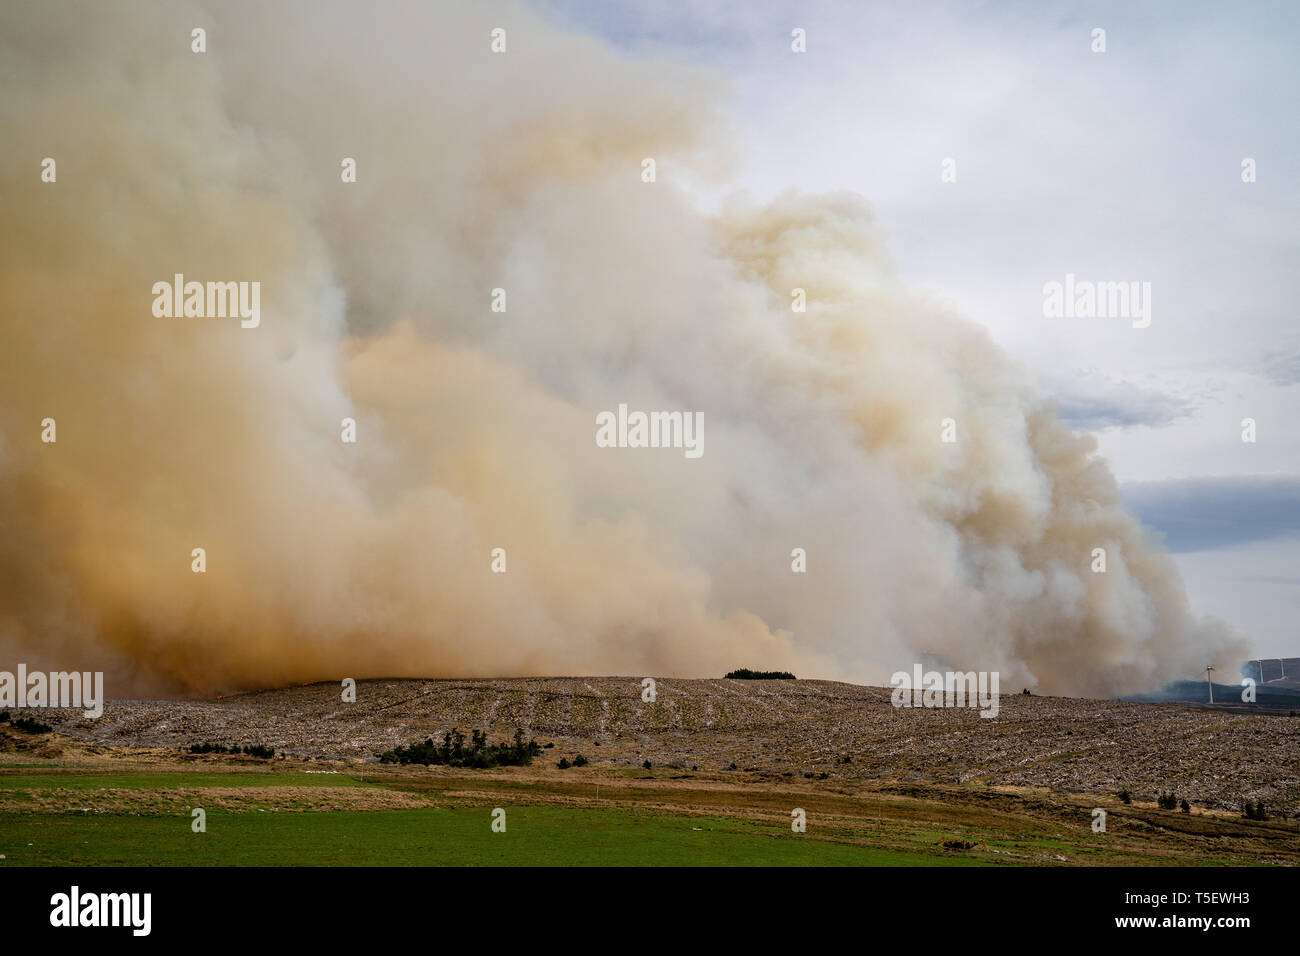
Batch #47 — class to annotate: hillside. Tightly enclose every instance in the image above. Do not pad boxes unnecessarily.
[22,677,1300,812]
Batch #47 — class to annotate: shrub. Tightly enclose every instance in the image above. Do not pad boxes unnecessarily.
[557,757,571,769]
[187,742,275,758]
[1180,799,1190,813]
[1117,789,1132,805]
[642,759,652,770]
[13,716,53,734]
[727,762,738,771]
[188,742,229,754]
[377,728,541,767]
[1157,791,1178,810]
[203,744,223,754]
[725,669,796,680]
[572,754,589,767]
[1243,800,1268,821]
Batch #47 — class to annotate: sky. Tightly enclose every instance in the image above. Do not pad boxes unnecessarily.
[1,0,1289,695]
[533,0,1300,658]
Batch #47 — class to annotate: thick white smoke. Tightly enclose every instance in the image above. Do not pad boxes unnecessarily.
[0,0,1248,697]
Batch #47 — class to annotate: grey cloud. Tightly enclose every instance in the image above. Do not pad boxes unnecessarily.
[1045,377,1195,431]
[1259,349,1300,387]
[1122,475,1300,552]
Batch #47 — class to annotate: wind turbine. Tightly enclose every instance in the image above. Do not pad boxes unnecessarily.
[1205,665,1215,703]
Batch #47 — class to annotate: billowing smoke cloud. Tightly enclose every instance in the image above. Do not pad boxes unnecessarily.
[0,1,1248,697]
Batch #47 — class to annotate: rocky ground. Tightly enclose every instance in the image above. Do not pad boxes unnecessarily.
[18,677,1300,812]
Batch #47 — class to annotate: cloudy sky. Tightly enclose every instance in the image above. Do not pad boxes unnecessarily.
[535,0,1300,658]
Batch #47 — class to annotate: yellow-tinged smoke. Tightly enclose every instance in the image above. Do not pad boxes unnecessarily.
[0,1,1248,697]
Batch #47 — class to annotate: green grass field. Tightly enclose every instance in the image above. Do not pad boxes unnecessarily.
[1,806,981,867]
[0,763,1004,865]
[2,754,1295,866]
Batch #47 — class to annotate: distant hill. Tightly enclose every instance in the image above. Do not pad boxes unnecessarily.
[1245,657,1300,690]
[1124,658,1300,710]
[17,676,1300,812]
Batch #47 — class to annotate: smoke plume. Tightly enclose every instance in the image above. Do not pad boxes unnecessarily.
[0,1,1248,697]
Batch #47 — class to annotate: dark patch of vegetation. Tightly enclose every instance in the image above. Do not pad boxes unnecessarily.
[557,757,571,769]
[1243,800,1268,821]
[727,762,738,771]
[1117,789,1132,805]
[572,754,589,767]
[12,716,53,734]
[1157,791,1179,810]
[937,839,987,851]
[0,711,9,723]
[377,728,539,768]
[188,742,275,758]
[642,759,652,769]
[725,669,796,680]
[1180,799,1190,813]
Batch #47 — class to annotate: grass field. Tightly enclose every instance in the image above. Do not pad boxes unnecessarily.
[3,749,1297,866]
[0,763,985,866]
[2,807,967,867]
[0,771,372,791]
